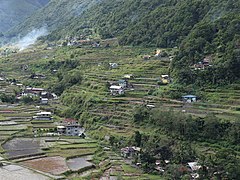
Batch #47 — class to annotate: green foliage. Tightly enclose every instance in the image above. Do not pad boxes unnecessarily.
[0,93,16,103]
[52,70,82,95]
[133,105,149,123]
[134,131,142,147]
[21,96,36,104]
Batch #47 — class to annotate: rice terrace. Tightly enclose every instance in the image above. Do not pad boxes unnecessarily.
[0,0,240,179]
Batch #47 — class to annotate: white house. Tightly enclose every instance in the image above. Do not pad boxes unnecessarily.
[109,63,118,69]
[41,98,48,105]
[32,112,52,120]
[110,85,124,96]
[123,74,134,79]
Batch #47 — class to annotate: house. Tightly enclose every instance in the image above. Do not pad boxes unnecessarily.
[187,162,201,179]
[57,126,66,135]
[41,91,55,99]
[188,162,201,171]
[146,104,155,108]
[41,98,48,105]
[51,93,58,100]
[24,87,44,95]
[109,63,118,69]
[57,119,83,136]
[92,42,100,48]
[194,62,205,70]
[32,112,52,120]
[120,146,141,158]
[182,95,197,103]
[143,55,151,60]
[160,75,171,84]
[30,74,46,79]
[194,56,212,70]
[155,49,162,57]
[123,74,134,79]
[110,85,124,96]
[40,92,49,98]
[118,79,128,88]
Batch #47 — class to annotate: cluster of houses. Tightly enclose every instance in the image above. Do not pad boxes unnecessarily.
[120,146,141,158]
[16,86,57,104]
[120,145,201,178]
[193,56,212,70]
[61,35,104,48]
[32,112,85,137]
[143,49,172,61]
[154,160,201,178]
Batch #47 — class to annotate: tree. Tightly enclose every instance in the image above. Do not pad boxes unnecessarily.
[134,131,142,147]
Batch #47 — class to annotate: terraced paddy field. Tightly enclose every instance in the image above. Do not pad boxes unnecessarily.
[1,45,240,179]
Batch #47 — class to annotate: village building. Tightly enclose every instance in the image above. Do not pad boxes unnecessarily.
[120,146,141,158]
[109,63,118,69]
[24,87,45,95]
[155,49,162,57]
[16,83,23,87]
[193,56,212,70]
[30,74,46,79]
[143,55,151,60]
[118,79,128,88]
[146,104,155,108]
[110,85,125,96]
[123,74,134,79]
[182,95,197,103]
[51,93,58,100]
[32,112,52,120]
[160,75,171,84]
[40,98,48,105]
[40,91,49,98]
[57,119,83,136]
[92,42,100,48]
[187,162,201,179]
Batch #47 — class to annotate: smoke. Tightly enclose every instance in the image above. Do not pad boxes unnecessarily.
[15,27,48,51]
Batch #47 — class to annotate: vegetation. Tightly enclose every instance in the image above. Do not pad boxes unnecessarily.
[0,0,49,40]
[0,0,240,179]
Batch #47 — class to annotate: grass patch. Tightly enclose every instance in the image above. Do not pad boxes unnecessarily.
[122,164,142,174]
[46,148,97,158]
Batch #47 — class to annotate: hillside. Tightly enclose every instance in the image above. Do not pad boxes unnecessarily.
[5,0,102,40]
[3,0,240,86]
[1,0,240,178]
[0,0,49,34]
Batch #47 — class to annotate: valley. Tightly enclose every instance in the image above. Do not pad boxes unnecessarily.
[0,40,240,179]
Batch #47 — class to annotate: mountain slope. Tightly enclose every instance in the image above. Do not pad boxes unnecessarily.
[0,0,49,33]
[5,0,240,86]
[6,0,102,39]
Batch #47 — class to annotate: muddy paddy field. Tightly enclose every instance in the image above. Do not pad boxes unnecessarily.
[3,138,43,159]
[1,135,98,178]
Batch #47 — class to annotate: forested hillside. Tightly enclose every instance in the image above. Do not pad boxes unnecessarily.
[5,0,102,40]
[4,0,240,85]
[0,0,49,33]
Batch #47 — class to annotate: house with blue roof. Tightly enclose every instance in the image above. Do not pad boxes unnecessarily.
[182,95,197,103]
